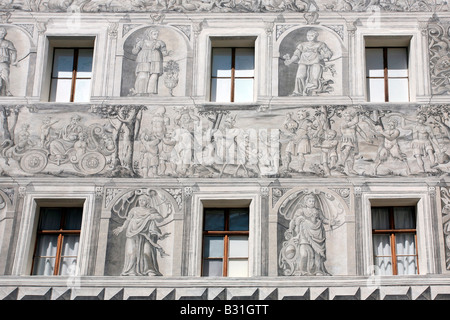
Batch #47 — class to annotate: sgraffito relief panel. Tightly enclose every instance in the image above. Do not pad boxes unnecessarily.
[2,103,450,178]
[440,187,450,270]
[0,25,32,97]
[0,0,446,13]
[104,187,177,276]
[428,19,450,95]
[120,26,188,98]
[275,187,348,276]
[278,26,343,97]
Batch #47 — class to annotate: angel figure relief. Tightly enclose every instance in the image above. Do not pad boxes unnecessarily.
[112,189,172,276]
[279,191,343,276]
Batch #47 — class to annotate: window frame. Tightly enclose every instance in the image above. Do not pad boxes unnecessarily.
[210,47,255,103]
[207,36,257,104]
[201,207,249,277]
[371,205,419,275]
[12,191,96,277]
[49,47,94,103]
[31,206,83,276]
[39,36,96,103]
[365,46,410,102]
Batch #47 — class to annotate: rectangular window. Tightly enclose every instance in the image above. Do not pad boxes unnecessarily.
[371,206,418,275]
[366,47,409,102]
[211,47,254,103]
[49,48,93,102]
[31,207,83,276]
[202,208,249,276]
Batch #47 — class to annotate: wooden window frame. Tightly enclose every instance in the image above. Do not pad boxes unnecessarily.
[49,47,93,102]
[372,206,419,275]
[201,207,249,276]
[366,46,410,102]
[210,47,255,103]
[31,207,82,276]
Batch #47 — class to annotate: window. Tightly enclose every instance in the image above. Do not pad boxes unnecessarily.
[202,208,249,276]
[31,207,83,275]
[49,48,93,102]
[365,47,409,102]
[210,47,254,103]
[371,206,418,275]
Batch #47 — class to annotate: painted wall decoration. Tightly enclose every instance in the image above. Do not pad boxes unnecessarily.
[121,26,187,98]
[441,187,450,270]
[105,187,175,276]
[428,20,450,95]
[278,26,342,97]
[1,103,450,178]
[276,188,347,276]
[0,25,31,97]
[0,0,446,13]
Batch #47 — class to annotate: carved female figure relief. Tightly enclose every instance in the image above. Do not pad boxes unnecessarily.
[113,191,171,276]
[283,29,333,96]
[279,192,338,276]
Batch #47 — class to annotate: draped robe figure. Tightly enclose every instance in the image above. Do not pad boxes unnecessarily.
[279,193,332,276]
[113,194,167,276]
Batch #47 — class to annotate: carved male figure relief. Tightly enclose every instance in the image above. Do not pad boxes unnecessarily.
[0,27,16,96]
[132,28,171,95]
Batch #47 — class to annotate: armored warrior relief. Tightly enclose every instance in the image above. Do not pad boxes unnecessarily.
[131,28,172,96]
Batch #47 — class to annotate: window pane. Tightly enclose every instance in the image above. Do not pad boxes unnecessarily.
[235,48,254,77]
[50,78,72,102]
[59,257,78,276]
[234,79,253,103]
[366,48,384,77]
[32,235,58,275]
[394,207,415,229]
[367,78,385,102]
[73,79,91,102]
[64,208,83,230]
[203,259,223,276]
[229,209,249,231]
[373,234,391,256]
[396,256,417,275]
[388,78,409,102]
[203,236,224,258]
[212,48,232,77]
[229,236,248,258]
[387,48,408,77]
[39,208,62,230]
[374,256,392,275]
[204,209,225,231]
[52,49,74,78]
[76,49,93,78]
[396,232,417,275]
[35,235,58,257]
[211,78,231,102]
[395,233,416,256]
[228,259,248,277]
[371,207,390,229]
[61,235,80,257]
[32,257,56,275]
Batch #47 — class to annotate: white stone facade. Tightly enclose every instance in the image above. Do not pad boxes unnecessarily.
[0,0,450,300]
